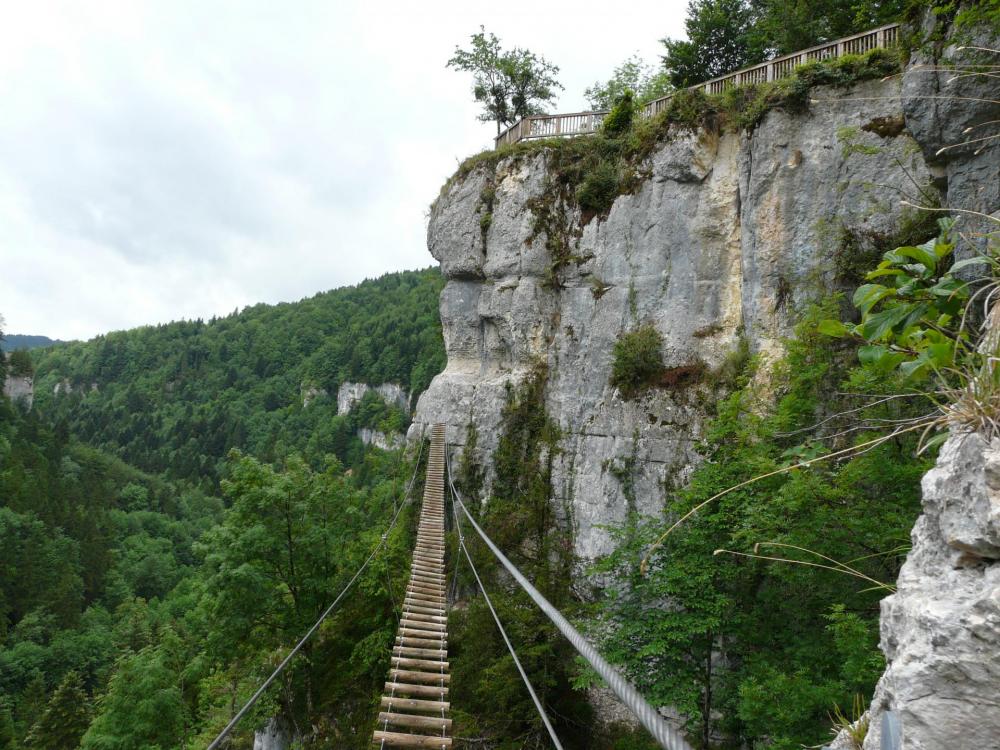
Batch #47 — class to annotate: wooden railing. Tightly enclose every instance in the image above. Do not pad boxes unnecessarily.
[495,110,610,148]
[495,22,900,148]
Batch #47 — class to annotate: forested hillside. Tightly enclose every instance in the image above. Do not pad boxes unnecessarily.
[31,269,445,488]
[0,269,446,749]
[0,335,64,352]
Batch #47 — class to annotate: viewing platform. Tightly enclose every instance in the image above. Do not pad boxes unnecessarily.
[495,22,900,148]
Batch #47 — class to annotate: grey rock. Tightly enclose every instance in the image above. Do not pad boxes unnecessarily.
[337,381,410,416]
[253,718,290,750]
[359,427,405,451]
[3,373,33,410]
[902,12,1000,255]
[414,74,939,562]
[862,433,1000,750]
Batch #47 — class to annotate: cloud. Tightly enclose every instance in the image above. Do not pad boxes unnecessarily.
[0,0,686,340]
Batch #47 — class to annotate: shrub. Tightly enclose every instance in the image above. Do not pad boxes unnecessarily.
[601,89,636,137]
[610,325,664,397]
[576,160,620,215]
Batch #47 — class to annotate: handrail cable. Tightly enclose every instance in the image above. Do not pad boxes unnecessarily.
[207,441,424,750]
[444,443,694,750]
[445,453,565,749]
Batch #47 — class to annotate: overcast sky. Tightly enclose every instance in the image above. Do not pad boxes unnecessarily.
[0,0,687,340]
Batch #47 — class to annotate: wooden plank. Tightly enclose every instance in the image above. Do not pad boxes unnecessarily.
[397,627,445,640]
[377,712,452,731]
[393,646,446,658]
[372,730,451,748]
[396,636,447,648]
[402,613,447,625]
[404,595,445,606]
[392,657,449,670]
[404,604,445,616]
[380,695,449,712]
[389,669,451,684]
[385,681,448,698]
[400,618,445,632]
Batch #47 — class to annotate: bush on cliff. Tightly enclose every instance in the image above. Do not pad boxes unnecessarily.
[610,325,665,398]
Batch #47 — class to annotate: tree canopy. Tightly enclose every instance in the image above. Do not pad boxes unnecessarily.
[584,55,673,110]
[661,0,908,88]
[448,27,563,134]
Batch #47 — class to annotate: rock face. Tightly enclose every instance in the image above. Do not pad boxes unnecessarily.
[412,74,940,561]
[859,434,1000,750]
[337,382,410,416]
[3,373,33,409]
[253,718,290,750]
[359,427,405,451]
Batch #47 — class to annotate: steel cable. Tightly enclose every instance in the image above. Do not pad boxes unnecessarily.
[207,442,423,750]
[444,445,694,750]
[447,476,565,750]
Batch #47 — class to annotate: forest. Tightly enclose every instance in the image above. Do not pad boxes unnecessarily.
[0,269,445,749]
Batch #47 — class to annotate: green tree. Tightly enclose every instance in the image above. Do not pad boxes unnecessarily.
[23,671,91,750]
[0,697,14,750]
[448,27,563,134]
[0,313,7,383]
[200,454,364,722]
[7,350,34,378]
[751,0,906,56]
[584,55,673,110]
[662,0,761,87]
[81,644,186,750]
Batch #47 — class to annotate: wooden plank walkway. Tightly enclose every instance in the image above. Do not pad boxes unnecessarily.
[373,424,452,748]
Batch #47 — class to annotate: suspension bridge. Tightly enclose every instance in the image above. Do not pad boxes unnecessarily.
[374,424,452,748]
[207,423,692,750]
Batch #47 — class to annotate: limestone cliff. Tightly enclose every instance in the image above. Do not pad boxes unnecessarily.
[414,8,1000,743]
[3,372,33,410]
[412,73,946,561]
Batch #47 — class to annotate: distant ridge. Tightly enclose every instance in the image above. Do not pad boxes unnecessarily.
[2,334,67,352]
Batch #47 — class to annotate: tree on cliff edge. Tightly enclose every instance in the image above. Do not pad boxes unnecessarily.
[448,27,563,134]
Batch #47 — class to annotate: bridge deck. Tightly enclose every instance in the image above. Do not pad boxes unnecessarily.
[373,424,452,748]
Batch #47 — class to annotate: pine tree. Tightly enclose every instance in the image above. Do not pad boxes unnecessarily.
[24,671,91,750]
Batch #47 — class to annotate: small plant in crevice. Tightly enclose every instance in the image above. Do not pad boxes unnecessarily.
[829,693,871,750]
[477,182,496,244]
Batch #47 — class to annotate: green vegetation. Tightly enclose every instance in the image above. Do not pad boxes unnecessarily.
[596,302,930,749]
[661,0,907,87]
[585,57,673,110]
[448,27,563,134]
[31,269,444,489]
[447,369,591,746]
[6,350,34,378]
[819,219,972,382]
[0,269,445,749]
[610,325,666,398]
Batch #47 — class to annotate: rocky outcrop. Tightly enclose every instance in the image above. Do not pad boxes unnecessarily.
[253,718,291,750]
[359,427,405,451]
[857,433,1000,750]
[3,373,33,409]
[412,73,940,561]
[337,382,410,416]
[301,384,328,408]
